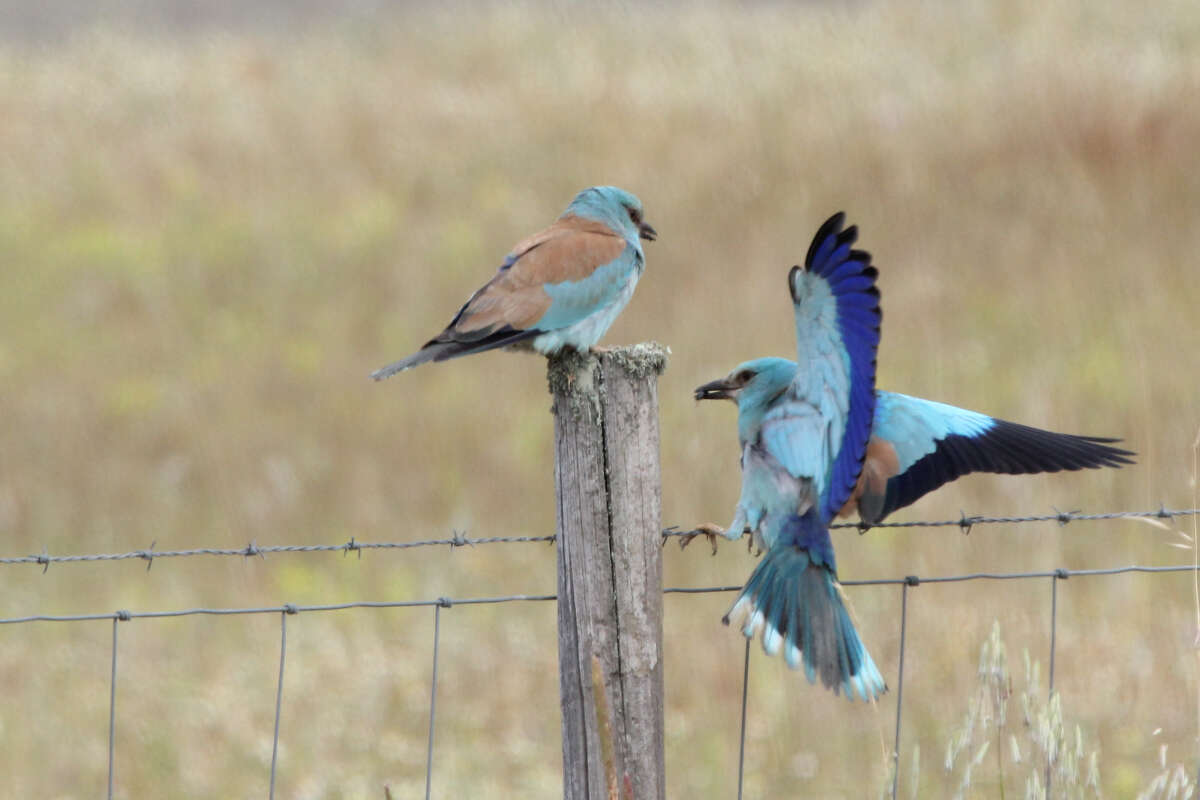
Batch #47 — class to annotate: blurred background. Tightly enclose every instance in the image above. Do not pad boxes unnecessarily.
[2,0,1198,796]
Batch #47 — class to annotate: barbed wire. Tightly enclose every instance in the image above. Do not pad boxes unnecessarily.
[829,504,1198,533]
[2,507,1196,571]
[0,533,558,571]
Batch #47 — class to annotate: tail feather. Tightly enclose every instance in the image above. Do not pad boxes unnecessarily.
[370,342,459,380]
[370,326,540,380]
[725,537,886,701]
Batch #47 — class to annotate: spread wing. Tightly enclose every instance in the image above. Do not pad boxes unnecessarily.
[786,213,882,522]
[854,391,1135,524]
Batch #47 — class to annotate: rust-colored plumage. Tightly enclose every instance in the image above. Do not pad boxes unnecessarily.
[453,216,626,334]
[839,437,901,523]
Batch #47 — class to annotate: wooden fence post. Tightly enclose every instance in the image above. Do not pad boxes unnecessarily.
[548,343,668,800]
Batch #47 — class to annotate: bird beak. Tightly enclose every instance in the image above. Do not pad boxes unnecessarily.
[638,222,658,242]
[694,376,737,402]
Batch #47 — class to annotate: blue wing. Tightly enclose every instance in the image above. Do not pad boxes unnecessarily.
[758,399,825,500]
[787,213,882,522]
[867,391,1135,522]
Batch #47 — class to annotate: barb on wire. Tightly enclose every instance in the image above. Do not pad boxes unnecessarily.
[4,508,1196,570]
[139,541,155,571]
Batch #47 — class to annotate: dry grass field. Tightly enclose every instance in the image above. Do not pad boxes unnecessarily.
[2,1,1199,796]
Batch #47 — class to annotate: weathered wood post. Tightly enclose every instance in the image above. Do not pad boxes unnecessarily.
[548,343,668,800]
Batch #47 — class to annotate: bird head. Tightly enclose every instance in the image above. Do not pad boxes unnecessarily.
[696,357,798,443]
[564,186,657,243]
[694,357,797,408]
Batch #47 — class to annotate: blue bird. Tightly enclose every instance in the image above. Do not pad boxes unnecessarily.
[696,370,1134,527]
[693,213,887,701]
[694,213,1135,699]
[371,186,656,380]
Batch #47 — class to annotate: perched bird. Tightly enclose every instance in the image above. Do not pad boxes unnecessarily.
[695,365,1134,527]
[371,186,656,380]
[701,213,887,701]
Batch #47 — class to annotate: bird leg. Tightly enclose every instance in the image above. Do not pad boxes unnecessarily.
[675,522,725,555]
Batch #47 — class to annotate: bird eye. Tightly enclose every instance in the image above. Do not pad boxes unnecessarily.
[736,370,754,384]
[628,207,642,225]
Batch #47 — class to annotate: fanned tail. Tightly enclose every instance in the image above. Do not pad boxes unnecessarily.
[723,512,886,701]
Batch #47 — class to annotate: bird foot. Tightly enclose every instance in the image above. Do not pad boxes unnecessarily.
[589,345,615,355]
[676,523,725,555]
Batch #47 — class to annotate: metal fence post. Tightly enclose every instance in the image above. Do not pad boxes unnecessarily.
[549,344,668,800]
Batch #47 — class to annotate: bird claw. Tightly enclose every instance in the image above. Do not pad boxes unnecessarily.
[677,522,724,555]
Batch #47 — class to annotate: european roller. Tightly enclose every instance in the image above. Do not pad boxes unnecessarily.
[697,361,1134,527]
[371,186,656,380]
[695,212,888,700]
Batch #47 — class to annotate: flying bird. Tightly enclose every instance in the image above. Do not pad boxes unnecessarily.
[371,186,656,380]
[694,212,1136,699]
[695,369,1134,527]
[702,213,887,701]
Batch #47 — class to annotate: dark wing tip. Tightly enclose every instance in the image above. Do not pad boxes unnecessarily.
[850,249,874,267]
[878,422,1138,521]
[1073,435,1137,463]
[804,212,847,270]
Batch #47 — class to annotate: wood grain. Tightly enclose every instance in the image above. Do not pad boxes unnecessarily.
[549,344,667,800]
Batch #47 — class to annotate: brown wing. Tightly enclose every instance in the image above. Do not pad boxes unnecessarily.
[452,215,627,334]
[369,216,629,380]
[837,437,900,523]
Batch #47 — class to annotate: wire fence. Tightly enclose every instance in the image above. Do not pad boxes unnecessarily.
[3,506,1198,800]
[1,505,1192,570]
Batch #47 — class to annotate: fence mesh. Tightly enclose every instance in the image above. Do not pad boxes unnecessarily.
[3,507,1198,799]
